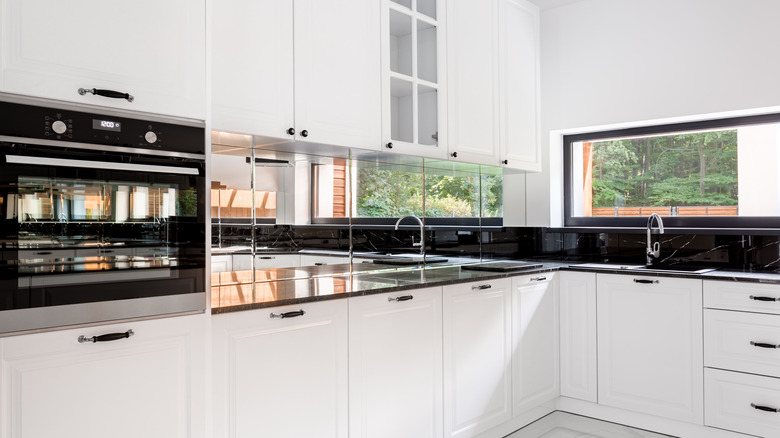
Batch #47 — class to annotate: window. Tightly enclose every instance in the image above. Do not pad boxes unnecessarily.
[313,159,503,223]
[564,113,780,228]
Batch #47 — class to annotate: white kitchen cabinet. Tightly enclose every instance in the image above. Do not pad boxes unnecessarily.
[212,299,348,438]
[498,0,541,171]
[705,308,780,378]
[231,253,301,271]
[511,273,559,416]
[212,0,381,150]
[446,0,540,170]
[443,277,512,438]
[0,314,207,438]
[0,0,206,119]
[299,254,351,267]
[445,0,500,166]
[705,368,780,438]
[596,274,703,424]
[349,287,443,438]
[380,0,447,159]
[558,271,597,403]
[211,255,233,273]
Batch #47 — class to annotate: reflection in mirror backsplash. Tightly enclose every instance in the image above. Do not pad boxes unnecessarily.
[212,224,780,272]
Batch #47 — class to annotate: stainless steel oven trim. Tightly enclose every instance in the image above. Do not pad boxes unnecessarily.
[0,134,206,160]
[0,292,206,336]
[6,154,200,175]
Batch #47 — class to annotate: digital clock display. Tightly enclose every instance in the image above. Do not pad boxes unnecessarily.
[92,119,122,132]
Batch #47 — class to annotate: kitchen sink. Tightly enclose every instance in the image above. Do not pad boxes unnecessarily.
[574,262,717,275]
[633,264,718,274]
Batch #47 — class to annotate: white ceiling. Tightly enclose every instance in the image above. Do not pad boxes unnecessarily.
[527,0,586,11]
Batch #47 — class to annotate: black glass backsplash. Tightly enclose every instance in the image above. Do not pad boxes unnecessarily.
[212,224,780,272]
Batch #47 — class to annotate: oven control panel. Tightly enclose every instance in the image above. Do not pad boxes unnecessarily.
[0,100,204,155]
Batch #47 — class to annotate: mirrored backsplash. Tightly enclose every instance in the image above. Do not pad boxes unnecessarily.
[212,224,780,272]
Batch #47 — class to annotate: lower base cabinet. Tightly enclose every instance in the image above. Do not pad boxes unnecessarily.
[511,273,559,416]
[443,278,513,438]
[1,314,207,438]
[596,274,703,424]
[348,287,443,438]
[211,299,348,438]
[705,368,780,438]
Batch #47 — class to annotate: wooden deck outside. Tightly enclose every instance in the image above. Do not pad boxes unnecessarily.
[591,206,738,217]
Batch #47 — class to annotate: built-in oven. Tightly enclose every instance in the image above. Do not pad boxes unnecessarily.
[0,94,206,335]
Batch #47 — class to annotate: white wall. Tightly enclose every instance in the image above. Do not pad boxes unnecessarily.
[528,0,780,226]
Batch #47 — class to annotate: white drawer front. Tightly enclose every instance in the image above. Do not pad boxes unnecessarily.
[705,368,780,437]
[704,280,780,314]
[705,309,780,378]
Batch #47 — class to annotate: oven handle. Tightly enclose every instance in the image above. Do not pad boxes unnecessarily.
[5,155,200,175]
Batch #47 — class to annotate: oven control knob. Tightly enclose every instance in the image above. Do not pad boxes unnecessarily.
[52,120,67,135]
[144,131,158,144]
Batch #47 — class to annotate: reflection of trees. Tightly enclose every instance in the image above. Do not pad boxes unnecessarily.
[356,169,503,217]
[591,130,738,207]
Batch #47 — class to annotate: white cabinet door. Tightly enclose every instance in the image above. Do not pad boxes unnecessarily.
[597,274,704,424]
[294,0,381,150]
[0,0,206,119]
[705,368,780,438]
[511,273,559,416]
[0,314,207,438]
[445,0,500,166]
[349,287,443,438]
[212,0,380,149]
[559,271,597,403]
[499,0,541,171]
[300,255,351,267]
[212,300,348,438]
[231,253,301,271]
[380,0,447,159]
[211,0,294,137]
[443,278,512,438]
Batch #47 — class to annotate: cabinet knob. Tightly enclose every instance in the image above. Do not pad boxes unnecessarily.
[386,142,393,149]
[287,127,295,136]
[502,159,508,165]
[451,152,458,158]
[300,130,309,138]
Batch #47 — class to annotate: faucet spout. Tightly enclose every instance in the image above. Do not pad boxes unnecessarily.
[395,215,425,258]
[646,213,664,265]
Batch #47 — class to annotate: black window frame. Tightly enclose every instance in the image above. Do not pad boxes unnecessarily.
[563,112,780,229]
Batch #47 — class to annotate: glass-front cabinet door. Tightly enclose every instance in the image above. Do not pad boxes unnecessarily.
[380,0,447,159]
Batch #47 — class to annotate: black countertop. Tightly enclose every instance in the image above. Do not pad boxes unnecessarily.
[210,254,780,314]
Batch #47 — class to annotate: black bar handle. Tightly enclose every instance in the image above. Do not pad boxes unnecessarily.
[750,341,779,349]
[78,329,134,344]
[633,279,660,284]
[35,251,52,255]
[388,295,414,302]
[751,403,780,413]
[530,276,547,282]
[472,284,492,290]
[78,87,134,102]
[270,310,306,319]
[750,295,779,302]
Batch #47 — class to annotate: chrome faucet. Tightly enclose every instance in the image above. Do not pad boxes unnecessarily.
[646,213,664,265]
[395,214,425,258]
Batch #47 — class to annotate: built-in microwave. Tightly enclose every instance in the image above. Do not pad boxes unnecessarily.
[0,94,206,335]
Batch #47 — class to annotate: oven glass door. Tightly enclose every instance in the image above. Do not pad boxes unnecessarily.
[0,143,205,311]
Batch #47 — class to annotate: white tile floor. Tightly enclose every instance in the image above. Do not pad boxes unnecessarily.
[506,412,676,438]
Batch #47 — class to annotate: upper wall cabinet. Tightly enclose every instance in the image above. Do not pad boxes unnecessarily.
[380,0,448,159]
[446,0,540,171]
[212,0,381,150]
[0,0,206,120]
